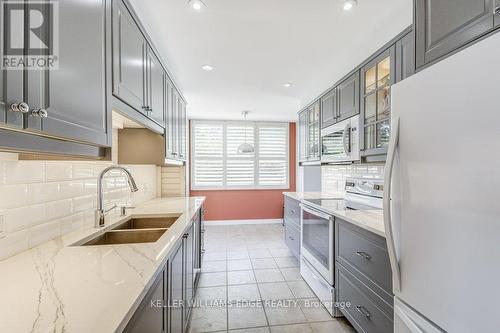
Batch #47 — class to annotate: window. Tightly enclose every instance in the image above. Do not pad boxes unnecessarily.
[191,120,289,190]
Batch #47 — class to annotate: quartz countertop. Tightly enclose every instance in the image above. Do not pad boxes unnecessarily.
[0,196,205,333]
[283,191,345,201]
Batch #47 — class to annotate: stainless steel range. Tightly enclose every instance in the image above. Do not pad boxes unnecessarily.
[300,178,383,317]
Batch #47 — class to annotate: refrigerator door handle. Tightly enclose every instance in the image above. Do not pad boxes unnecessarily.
[383,116,401,291]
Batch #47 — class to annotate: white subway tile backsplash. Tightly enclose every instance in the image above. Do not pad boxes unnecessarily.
[4,204,46,233]
[45,162,73,181]
[322,164,384,194]
[28,182,60,204]
[0,230,29,259]
[3,161,45,184]
[0,185,29,209]
[59,181,85,199]
[72,163,95,179]
[28,221,61,248]
[46,199,73,221]
[0,160,158,260]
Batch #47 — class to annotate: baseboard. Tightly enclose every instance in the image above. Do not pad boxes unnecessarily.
[204,219,284,226]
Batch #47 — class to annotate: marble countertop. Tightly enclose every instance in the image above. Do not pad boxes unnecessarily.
[283,191,345,201]
[0,196,205,333]
[304,200,385,237]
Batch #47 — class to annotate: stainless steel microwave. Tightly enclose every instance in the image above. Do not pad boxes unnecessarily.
[320,115,360,163]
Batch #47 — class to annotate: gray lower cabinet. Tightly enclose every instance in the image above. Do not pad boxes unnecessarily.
[145,46,165,125]
[283,196,301,259]
[285,223,300,259]
[320,88,337,129]
[415,0,495,68]
[337,72,360,122]
[169,238,184,333]
[284,196,301,225]
[0,0,111,149]
[184,224,195,329]
[124,270,164,333]
[125,207,203,333]
[112,0,146,113]
[335,218,393,333]
[337,265,393,333]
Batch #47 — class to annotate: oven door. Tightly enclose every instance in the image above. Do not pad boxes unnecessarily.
[321,116,359,163]
[300,204,334,285]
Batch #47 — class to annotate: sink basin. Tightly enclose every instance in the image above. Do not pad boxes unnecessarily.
[112,216,180,230]
[80,229,168,246]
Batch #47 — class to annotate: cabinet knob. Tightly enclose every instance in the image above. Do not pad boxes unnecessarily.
[31,109,48,118]
[10,102,30,113]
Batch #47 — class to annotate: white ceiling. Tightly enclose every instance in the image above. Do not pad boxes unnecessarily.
[130,0,412,122]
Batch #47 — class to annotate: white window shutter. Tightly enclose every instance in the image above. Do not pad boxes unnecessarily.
[191,121,289,189]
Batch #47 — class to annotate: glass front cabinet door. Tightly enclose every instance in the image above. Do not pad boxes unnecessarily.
[360,46,396,160]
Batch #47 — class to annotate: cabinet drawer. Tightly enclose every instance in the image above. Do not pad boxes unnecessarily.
[337,265,393,333]
[284,197,300,225]
[337,221,392,293]
[285,223,300,259]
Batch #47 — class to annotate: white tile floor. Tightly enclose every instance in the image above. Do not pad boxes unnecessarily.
[188,223,355,333]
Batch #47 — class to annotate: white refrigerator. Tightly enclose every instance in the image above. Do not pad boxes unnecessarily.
[384,31,500,333]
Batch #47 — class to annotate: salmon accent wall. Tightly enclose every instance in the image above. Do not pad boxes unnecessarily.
[190,123,296,221]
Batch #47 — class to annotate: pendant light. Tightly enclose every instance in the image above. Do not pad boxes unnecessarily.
[237,111,255,154]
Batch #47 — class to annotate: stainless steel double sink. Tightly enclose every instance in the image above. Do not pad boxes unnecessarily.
[78,215,181,246]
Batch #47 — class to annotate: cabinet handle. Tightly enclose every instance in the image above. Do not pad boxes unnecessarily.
[31,109,48,118]
[355,305,371,318]
[356,251,372,260]
[494,4,500,13]
[289,236,295,241]
[182,233,188,239]
[10,102,30,113]
[290,209,295,214]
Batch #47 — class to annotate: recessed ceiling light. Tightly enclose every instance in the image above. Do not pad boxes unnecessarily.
[188,0,206,11]
[201,64,215,71]
[342,0,358,11]
[282,83,293,88]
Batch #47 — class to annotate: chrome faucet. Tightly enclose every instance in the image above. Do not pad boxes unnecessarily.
[95,166,138,227]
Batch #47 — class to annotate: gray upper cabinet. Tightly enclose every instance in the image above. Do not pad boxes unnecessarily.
[145,46,165,125]
[337,71,360,122]
[298,110,308,162]
[360,46,395,160]
[308,101,321,161]
[395,30,415,82]
[112,0,146,113]
[320,88,337,129]
[415,0,495,68]
[124,270,164,333]
[0,0,110,149]
[166,85,186,163]
[25,0,110,147]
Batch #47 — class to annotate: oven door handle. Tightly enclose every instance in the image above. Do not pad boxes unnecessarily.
[342,123,351,154]
[300,204,332,221]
